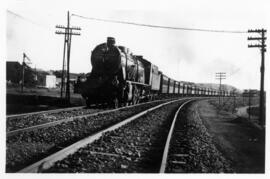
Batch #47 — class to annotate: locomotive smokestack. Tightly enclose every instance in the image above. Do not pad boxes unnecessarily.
[107,37,116,48]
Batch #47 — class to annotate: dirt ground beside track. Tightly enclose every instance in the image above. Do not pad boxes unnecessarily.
[194,100,265,173]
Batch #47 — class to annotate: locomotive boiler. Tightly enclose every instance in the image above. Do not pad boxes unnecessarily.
[79,37,160,108]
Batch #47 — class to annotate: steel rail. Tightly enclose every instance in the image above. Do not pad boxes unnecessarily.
[7,98,184,136]
[159,99,194,173]
[7,106,85,119]
[18,98,188,173]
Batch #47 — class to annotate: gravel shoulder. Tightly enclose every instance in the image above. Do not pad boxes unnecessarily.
[194,100,265,173]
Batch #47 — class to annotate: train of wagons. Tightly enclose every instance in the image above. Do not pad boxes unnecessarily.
[77,37,232,108]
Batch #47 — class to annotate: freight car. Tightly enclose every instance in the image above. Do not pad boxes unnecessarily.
[77,37,226,108]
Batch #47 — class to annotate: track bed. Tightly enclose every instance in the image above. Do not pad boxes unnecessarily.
[6,100,169,172]
[43,100,190,173]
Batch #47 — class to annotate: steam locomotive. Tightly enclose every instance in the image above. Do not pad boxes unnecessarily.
[78,37,230,108]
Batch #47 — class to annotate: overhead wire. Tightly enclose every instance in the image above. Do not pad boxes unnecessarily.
[7,10,51,31]
[71,13,250,85]
[7,10,52,66]
[71,13,250,80]
[71,13,247,34]
[7,10,250,79]
[7,10,248,34]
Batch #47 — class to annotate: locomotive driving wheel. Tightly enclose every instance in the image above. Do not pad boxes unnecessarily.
[132,86,140,105]
[86,98,91,108]
[112,97,119,109]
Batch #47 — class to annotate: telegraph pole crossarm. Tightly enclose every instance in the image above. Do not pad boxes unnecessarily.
[248,37,267,41]
[55,31,81,36]
[248,29,266,33]
[248,44,266,48]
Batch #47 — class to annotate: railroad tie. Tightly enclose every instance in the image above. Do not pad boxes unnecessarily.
[172,154,189,157]
[171,161,186,165]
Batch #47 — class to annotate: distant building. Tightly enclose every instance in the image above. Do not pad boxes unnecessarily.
[6,62,81,89]
[6,61,22,84]
[46,75,56,88]
[55,73,79,90]
[242,89,259,97]
[6,61,36,86]
[56,78,62,87]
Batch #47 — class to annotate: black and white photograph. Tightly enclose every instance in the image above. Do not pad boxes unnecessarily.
[1,0,269,176]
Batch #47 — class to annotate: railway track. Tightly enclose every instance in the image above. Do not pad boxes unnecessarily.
[6,98,178,136]
[160,100,191,173]
[7,106,85,119]
[7,98,192,172]
[162,101,233,173]
[6,106,103,132]
[15,98,195,173]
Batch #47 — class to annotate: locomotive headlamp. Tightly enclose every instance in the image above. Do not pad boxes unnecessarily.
[80,77,86,82]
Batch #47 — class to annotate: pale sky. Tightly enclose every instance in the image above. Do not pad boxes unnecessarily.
[4,0,270,90]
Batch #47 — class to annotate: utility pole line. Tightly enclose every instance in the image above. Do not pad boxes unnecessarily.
[21,53,25,93]
[34,65,37,81]
[248,89,251,121]
[66,12,71,102]
[248,28,267,127]
[55,11,81,104]
[233,90,236,114]
[215,72,226,109]
[60,28,67,98]
[21,53,32,93]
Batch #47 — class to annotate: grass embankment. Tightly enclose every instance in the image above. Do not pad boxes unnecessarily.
[208,97,259,113]
[6,86,84,115]
[248,106,259,117]
[195,100,265,173]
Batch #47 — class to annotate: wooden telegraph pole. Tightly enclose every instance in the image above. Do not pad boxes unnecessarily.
[215,72,226,109]
[232,89,236,114]
[55,11,81,104]
[248,29,267,126]
[21,53,32,92]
